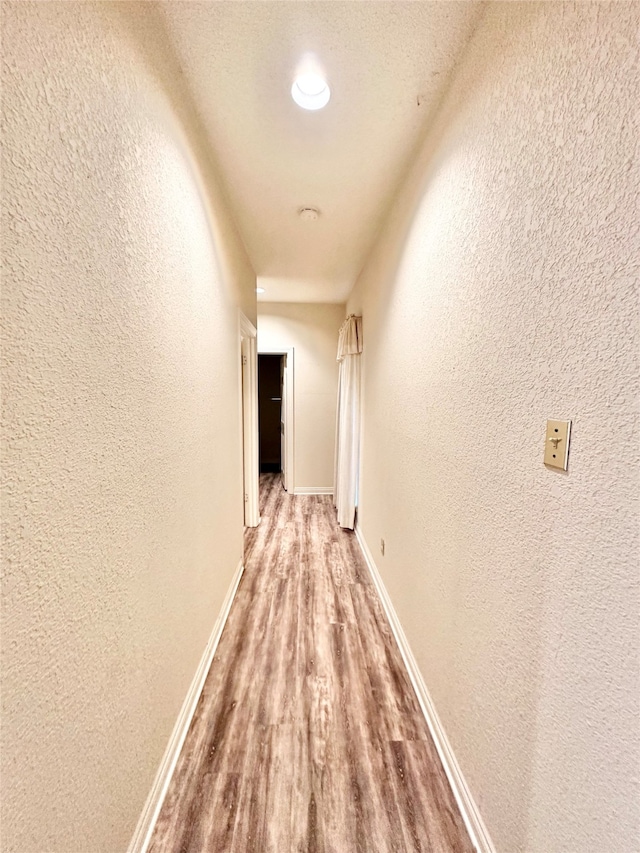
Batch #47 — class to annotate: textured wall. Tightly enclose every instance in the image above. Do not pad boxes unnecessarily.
[1,3,255,851]
[347,3,639,851]
[258,304,344,490]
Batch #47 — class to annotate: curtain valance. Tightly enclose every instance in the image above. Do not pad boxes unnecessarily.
[336,314,363,362]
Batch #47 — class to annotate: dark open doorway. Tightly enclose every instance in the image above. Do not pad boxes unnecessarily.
[258,354,284,474]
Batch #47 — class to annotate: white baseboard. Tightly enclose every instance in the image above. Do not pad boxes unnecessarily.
[294,486,333,495]
[127,558,245,853]
[354,525,496,853]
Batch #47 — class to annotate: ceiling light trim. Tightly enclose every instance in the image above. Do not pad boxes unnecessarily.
[291,73,330,111]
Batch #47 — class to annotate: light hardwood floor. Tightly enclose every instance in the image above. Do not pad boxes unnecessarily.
[148,474,474,852]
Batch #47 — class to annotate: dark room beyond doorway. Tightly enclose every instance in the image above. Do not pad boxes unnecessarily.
[258,354,284,474]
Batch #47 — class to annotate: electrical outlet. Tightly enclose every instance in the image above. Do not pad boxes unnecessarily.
[380,538,385,556]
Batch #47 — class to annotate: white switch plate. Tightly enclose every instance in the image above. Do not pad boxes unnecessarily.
[544,419,571,470]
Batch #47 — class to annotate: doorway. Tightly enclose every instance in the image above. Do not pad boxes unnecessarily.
[259,355,284,474]
[240,313,259,527]
[258,348,294,492]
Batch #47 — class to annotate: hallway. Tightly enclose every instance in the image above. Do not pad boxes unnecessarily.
[148,476,473,852]
[4,3,639,851]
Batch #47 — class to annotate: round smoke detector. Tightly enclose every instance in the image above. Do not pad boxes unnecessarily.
[299,207,320,221]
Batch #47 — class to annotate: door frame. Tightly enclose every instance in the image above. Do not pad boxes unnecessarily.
[258,347,294,492]
[239,312,259,527]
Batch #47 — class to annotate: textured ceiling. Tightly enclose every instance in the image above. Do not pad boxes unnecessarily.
[159,1,482,303]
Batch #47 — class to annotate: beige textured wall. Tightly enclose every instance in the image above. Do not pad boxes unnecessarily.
[1,3,255,851]
[348,3,639,851]
[258,304,344,491]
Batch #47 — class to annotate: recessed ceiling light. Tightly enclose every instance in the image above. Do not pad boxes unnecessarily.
[291,73,330,111]
[256,287,265,294]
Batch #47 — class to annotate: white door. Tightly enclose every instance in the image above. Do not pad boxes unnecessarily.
[241,334,259,526]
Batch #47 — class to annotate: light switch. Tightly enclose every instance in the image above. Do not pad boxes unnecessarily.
[544,419,571,470]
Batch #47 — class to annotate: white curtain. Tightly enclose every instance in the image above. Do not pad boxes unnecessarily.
[334,315,363,529]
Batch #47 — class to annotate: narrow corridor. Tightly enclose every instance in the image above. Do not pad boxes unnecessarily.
[148,476,473,852]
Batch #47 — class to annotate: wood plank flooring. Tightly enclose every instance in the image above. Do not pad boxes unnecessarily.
[148,475,474,853]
